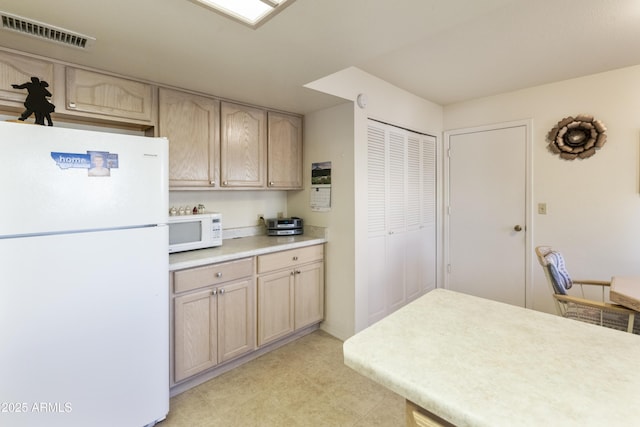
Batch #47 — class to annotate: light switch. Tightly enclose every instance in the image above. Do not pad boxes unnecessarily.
[538,203,547,215]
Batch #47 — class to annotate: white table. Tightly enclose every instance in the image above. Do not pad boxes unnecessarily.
[343,289,640,426]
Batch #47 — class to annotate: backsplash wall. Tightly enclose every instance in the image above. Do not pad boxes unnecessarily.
[169,190,288,229]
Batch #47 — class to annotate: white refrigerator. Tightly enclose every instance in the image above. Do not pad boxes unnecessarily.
[0,121,169,427]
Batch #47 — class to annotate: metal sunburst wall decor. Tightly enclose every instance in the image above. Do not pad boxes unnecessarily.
[546,114,607,160]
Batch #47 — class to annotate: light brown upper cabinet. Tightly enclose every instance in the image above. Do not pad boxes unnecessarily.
[220,101,266,188]
[65,67,154,125]
[0,48,305,190]
[0,50,58,114]
[159,88,220,188]
[267,112,303,189]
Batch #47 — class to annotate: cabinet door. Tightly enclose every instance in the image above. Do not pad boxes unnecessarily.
[220,102,266,187]
[0,51,56,108]
[267,112,302,189]
[65,67,154,123]
[257,270,294,346]
[217,279,255,362]
[294,261,324,330]
[174,288,217,382]
[159,88,219,188]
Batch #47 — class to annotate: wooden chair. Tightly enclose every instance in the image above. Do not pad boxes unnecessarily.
[535,246,639,334]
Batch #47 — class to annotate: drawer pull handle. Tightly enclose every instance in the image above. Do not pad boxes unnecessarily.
[216,272,222,278]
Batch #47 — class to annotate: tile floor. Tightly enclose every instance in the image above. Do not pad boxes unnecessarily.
[160,330,406,426]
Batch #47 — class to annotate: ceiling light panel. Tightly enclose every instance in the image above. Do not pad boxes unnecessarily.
[190,0,295,28]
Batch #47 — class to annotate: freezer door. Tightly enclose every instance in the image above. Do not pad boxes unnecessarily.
[0,226,169,427]
[0,122,168,237]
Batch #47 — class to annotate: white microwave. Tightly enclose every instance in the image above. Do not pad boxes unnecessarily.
[168,213,222,253]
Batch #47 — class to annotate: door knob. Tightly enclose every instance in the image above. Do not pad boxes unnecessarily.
[513,225,523,232]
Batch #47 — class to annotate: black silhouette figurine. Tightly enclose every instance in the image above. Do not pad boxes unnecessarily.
[12,77,55,126]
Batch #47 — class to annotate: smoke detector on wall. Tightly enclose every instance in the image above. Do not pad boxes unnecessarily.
[0,11,95,49]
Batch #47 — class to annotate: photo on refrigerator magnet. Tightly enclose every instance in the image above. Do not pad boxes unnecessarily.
[88,151,111,177]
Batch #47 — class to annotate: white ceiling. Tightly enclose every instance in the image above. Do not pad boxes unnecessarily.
[2,0,640,114]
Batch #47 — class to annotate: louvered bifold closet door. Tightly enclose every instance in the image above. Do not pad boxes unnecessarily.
[367,124,386,236]
[366,122,388,324]
[406,134,422,231]
[421,135,437,294]
[387,129,407,234]
[386,128,408,313]
[366,119,438,324]
[405,133,424,301]
[422,135,437,226]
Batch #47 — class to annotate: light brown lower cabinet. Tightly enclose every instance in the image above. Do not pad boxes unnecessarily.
[171,244,324,387]
[257,269,294,345]
[294,261,324,329]
[173,259,255,383]
[257,245,324,347]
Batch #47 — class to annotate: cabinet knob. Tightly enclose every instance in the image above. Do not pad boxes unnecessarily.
[216,272,222,278]
[219,288,225,294]
[223,181,228,186]
[269,181,274,186]
[210,181,216,186]
[68,102,77,109]
[295,270,301,275]
[211,289,217,295]
[292,256,298,261]
[290,271,295,276]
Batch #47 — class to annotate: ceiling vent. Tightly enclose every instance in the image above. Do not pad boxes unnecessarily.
[0,11,95,49]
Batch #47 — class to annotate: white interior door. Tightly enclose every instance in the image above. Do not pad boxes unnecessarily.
[445,123,529,307]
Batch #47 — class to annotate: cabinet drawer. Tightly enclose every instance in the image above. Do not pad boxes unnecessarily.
[174,258,253,294]
[257,245,324,274]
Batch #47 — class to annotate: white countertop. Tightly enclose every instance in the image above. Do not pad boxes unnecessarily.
[169,234,326,271]
[343,289,640,427]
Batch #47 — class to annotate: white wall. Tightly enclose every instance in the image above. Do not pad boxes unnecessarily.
[288,102,356,339]
[295,67,443,339]
[444,64,640,313]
